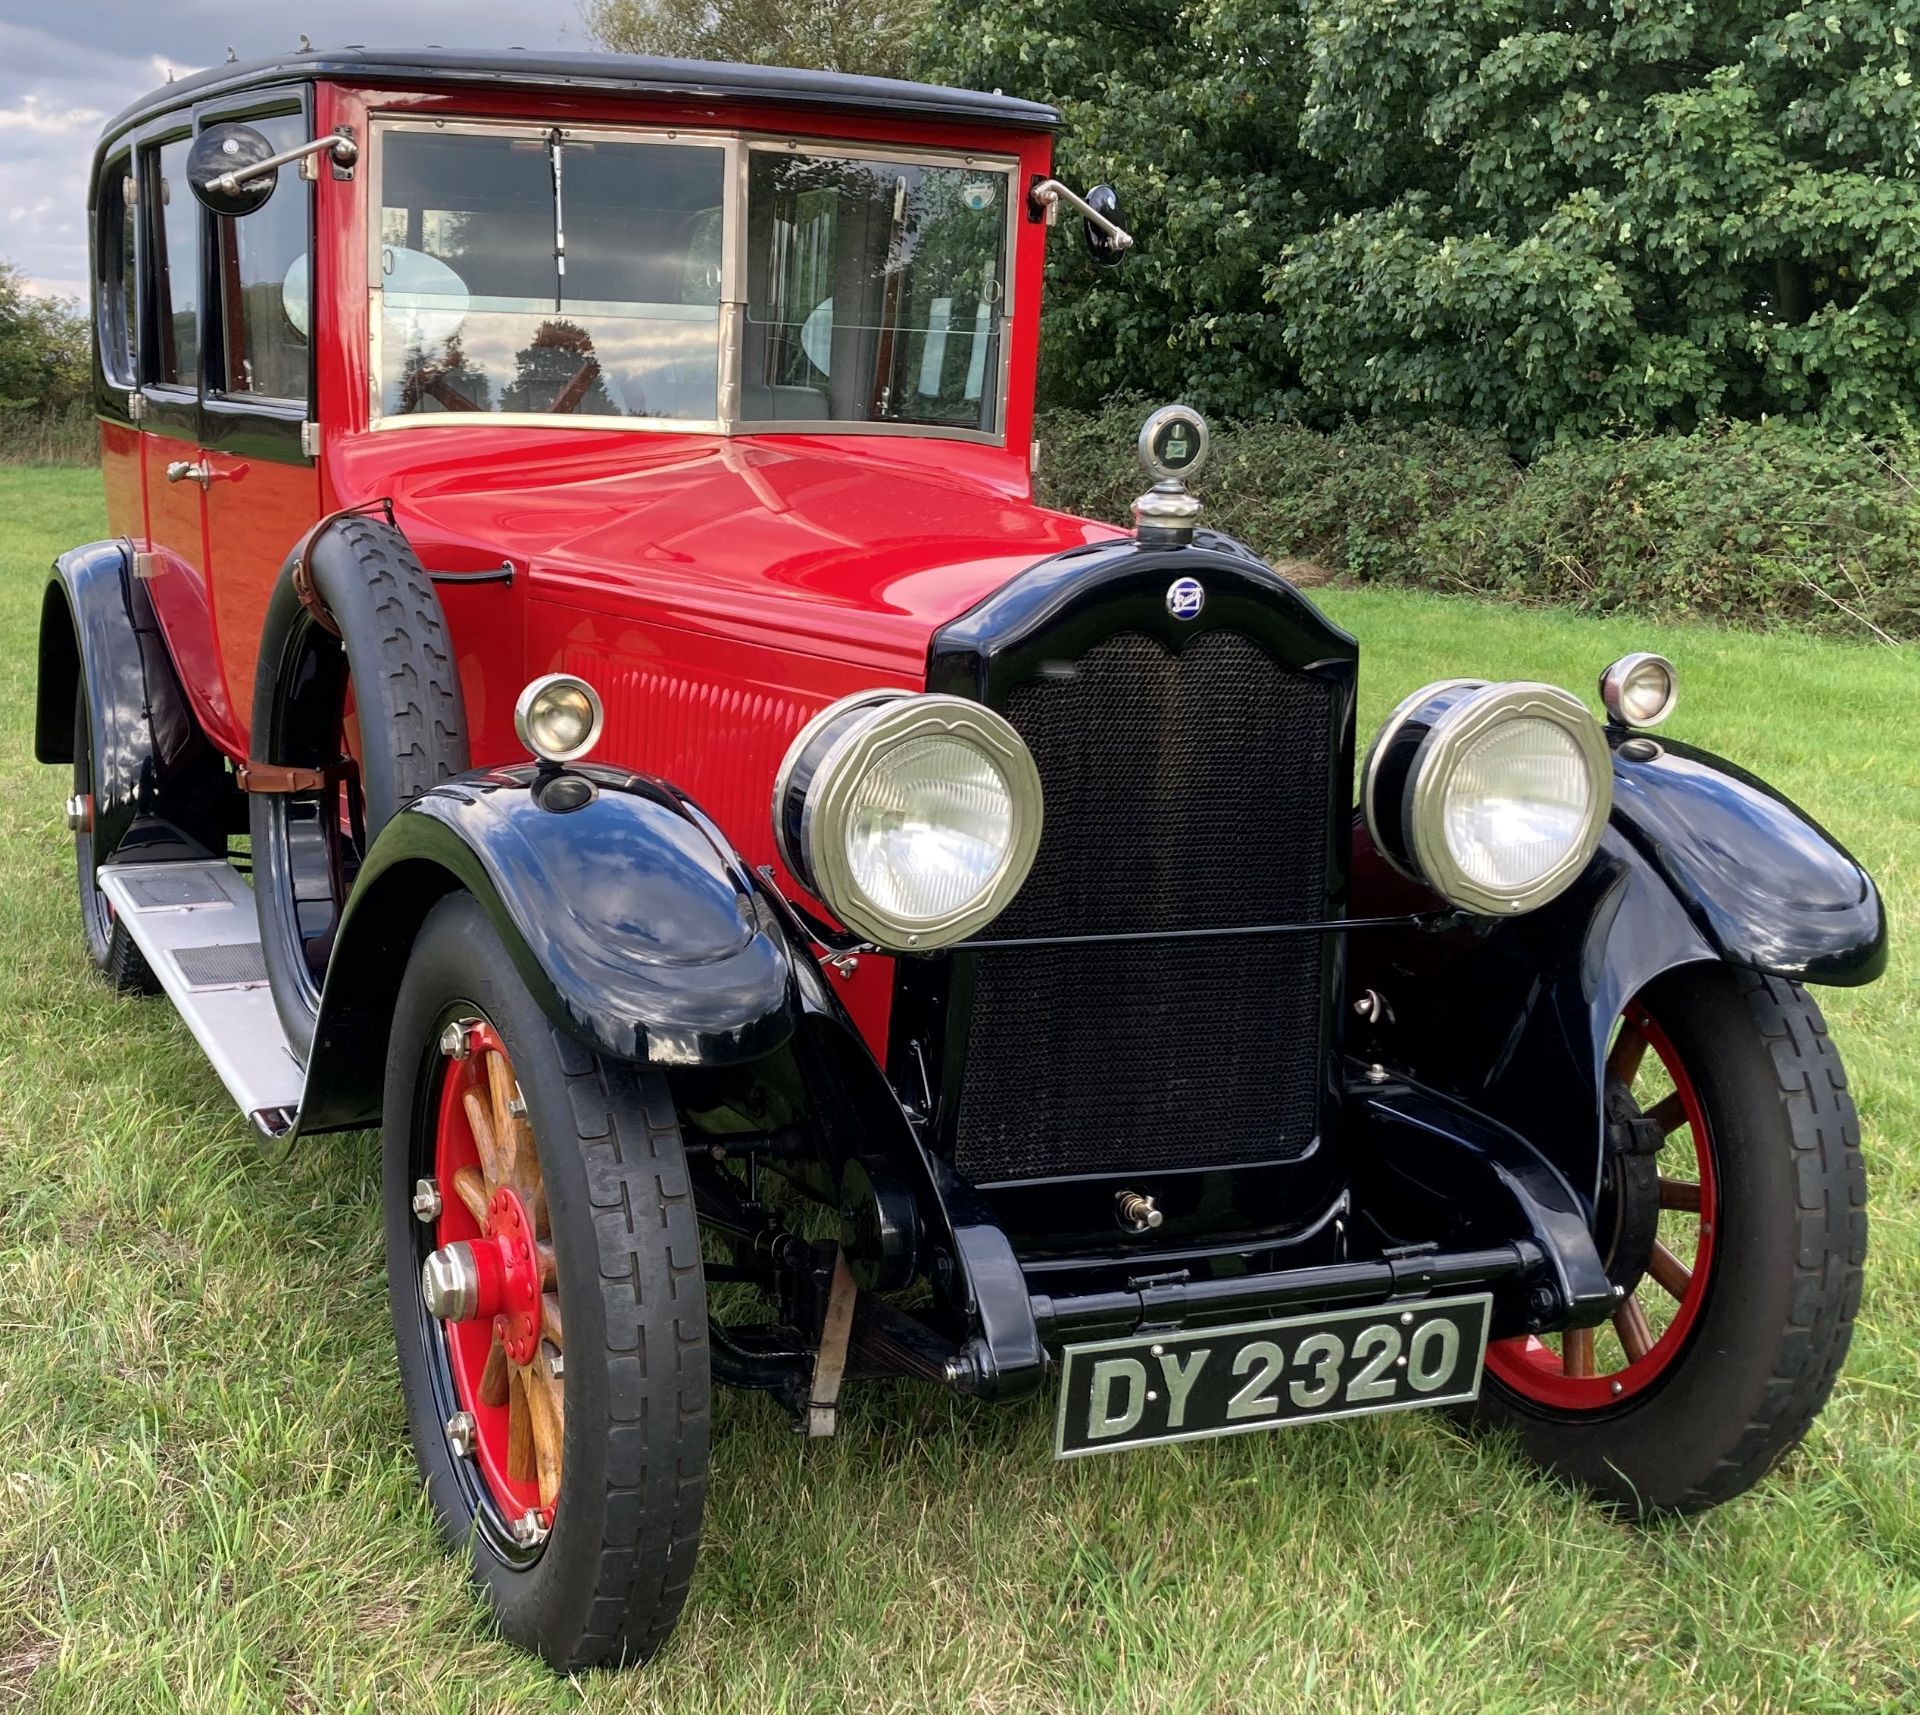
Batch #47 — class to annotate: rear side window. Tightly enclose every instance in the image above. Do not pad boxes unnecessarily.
[212,113,310,403]
[96,153,136,388]
[147,136,200,386]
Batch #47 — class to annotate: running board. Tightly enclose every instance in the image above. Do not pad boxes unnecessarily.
[97,859,306,1139]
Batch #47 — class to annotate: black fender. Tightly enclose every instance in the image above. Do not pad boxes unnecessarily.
[1609,737,1886,986]
[295,762,800,1132]
[1349,738,1884,1213]
[35,540,225,865]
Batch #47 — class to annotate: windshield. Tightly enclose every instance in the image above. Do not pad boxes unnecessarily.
[376,127,725,421]
[369,124,1013,438]
[743,151,1010,434]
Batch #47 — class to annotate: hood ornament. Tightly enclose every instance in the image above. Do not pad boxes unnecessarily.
[1133,405,1210,547]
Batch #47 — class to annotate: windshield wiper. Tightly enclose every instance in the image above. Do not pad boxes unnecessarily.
[547,126,566,313]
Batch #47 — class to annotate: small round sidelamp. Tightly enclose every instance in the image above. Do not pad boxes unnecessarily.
[514,673,605,764]
[773,691,1044,951]
[1363,680,1613,916]
[1599,652,1678,729]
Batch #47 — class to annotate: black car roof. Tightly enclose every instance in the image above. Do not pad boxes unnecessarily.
[99,46,1059,144]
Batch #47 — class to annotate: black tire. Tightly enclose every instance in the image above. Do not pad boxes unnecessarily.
[251,517,467,1057]
[1470,963,1867,1514]
[384,891,710,1670]
[72,689,159,995]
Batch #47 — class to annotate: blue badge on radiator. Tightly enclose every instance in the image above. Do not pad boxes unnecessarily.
[1166,577,1205,620]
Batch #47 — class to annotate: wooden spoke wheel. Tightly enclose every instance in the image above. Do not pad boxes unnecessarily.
[1470,966,1865,1516]
[426,1020,566,1533]
[1484,1001,1716,1408]
[384,891,709,1670]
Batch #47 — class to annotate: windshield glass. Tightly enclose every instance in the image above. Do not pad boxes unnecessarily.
[376,128,725,421]
[744,151,1009,433]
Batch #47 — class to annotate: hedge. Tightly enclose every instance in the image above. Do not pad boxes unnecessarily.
[1036,407,1920,644]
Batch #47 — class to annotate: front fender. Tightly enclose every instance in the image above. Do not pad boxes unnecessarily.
[1610,738,1886,986]
[1349,825,1716,1211]
[1349,736,1885,1211]
[297,762,798,1133]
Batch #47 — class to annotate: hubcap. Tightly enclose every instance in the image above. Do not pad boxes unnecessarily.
[1485,1002,1719,1409]
[426,1018,565,1531]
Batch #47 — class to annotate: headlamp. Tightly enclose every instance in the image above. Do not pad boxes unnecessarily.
[773,691,1043,950]
[515,674,604,764]
[1363,680,1613,916]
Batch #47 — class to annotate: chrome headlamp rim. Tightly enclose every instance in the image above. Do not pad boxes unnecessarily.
[1599,651,1678,729]
[1360,677,1488,887]
[1406,681,1614,917]
[770,687,917,881]
[773,691,1045,951]
[513,672,605,765]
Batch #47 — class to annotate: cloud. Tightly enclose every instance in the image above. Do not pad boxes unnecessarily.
[0,94,105,133]
[0,2,584,296]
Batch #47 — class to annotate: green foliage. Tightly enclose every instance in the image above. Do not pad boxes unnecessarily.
[1038,405,1920,641]
[920,2,1920,448]
[583,0,929,79]
[0,262,89,417]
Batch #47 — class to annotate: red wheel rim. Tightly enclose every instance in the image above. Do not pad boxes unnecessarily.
[1484,1002,1719,1410]
[432,1021,564,1524]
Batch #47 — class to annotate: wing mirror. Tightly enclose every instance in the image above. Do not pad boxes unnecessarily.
[188,123,358,217]
[1029,178,1134,264]
[1082,186,1128,267]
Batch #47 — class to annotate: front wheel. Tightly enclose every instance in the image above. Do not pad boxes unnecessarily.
[384,891,709,1670]
[1472,964,1866,1514]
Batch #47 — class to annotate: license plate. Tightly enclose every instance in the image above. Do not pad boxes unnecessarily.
[1053,1293,1492,1458]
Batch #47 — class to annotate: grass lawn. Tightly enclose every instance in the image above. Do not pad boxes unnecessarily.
[1,464,1916,1714]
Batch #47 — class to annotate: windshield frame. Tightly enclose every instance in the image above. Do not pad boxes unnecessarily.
[365,116,1019,446]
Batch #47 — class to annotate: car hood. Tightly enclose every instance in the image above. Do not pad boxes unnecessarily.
[337,431,1123,678]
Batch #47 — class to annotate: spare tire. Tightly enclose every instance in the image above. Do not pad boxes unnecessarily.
[250,515,469,1058]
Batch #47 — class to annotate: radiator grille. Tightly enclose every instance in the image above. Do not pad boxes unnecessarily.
[952,630,1334,1183]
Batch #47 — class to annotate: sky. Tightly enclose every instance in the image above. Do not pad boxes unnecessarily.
[0,2,585,299]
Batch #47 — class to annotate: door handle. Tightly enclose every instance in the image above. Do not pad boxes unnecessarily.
[165,459,247,489]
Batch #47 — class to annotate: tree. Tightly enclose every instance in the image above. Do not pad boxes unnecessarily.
[0,262,90,415]
[918,1,1339,419]
[582,0,929,81]
[918,1,1920,447]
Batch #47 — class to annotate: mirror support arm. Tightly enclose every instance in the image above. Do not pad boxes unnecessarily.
[1028,178,1134,252]
[210,132,359,197]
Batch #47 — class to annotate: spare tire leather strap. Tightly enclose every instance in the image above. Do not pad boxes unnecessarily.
[289,498,399,639]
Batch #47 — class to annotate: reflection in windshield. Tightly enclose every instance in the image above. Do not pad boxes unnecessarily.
[744,152,1008,433]
[377,130,726,421]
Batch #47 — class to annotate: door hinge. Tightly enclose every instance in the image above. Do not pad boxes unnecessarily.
[299,420,320,458]
[132,551,158,580]
[127,391,147,423]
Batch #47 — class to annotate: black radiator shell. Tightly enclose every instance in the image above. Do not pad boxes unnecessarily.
[896,534,1358,1245]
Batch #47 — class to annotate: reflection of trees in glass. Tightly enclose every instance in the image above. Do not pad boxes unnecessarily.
[748,154,1004,427]
[501,320,616,416]
[399,333,495,414]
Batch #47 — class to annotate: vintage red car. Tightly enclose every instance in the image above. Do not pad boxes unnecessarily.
[38,46,1884,1670]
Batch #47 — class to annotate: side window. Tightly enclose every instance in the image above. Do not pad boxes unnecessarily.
[96,153,137,388]
[212,113,310,404]
[147,136,200,386]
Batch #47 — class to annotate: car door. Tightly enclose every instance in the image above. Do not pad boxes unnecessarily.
[137,124,243,756]
[197,95,322,743]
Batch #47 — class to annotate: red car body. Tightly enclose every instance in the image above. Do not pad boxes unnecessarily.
[97,61,1108,1051]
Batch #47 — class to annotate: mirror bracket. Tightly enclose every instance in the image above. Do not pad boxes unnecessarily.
[1027,178,1133,251]
[211,131,357,199]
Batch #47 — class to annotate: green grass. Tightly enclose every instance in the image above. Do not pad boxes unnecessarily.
[1,466,1916,1713]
